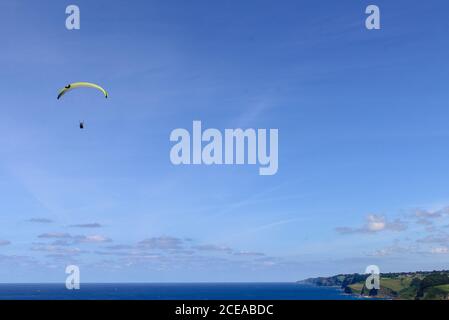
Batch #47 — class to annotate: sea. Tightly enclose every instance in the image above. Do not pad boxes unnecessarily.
[0,283,362,300]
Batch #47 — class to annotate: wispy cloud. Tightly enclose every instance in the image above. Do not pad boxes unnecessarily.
[417,234,449,245]
[79,235,111,244]
[336,214,407,235]
[104,245,134,250]
[193,244,233,254]
[38,232,71,239]
[69,223,103,229]
[368,242,419,257]
[430,247,449,254]
[27,218,53,224]
[416,219,433,226]
[37,233,111,244]
[233,251,265,257]
[138,236,184,250]
[0,240,11,246]
[31,244,83,256]
[0,254,36,267]
[415,207,449,219]
[97,236,272,265]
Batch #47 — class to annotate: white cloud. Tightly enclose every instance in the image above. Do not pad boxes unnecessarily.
[78,235,110,243]
[430,247,449,254]
[336,214,407,234]
[37,233,111,244]
[415,207,449,219]
[366,215,386,232]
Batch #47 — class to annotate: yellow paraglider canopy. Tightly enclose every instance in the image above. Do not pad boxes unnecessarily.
[57,82,108,100]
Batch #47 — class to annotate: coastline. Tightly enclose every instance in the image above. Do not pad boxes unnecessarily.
[299,270,449,300]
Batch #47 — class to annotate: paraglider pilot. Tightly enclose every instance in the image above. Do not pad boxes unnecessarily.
[57,82,108,129]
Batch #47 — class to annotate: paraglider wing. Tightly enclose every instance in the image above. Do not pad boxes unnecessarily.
[57,82,108,100]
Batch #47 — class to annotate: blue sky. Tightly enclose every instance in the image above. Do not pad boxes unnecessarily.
[1,0,449,282]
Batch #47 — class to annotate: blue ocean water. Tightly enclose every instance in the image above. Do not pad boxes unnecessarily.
[0,283,360,300]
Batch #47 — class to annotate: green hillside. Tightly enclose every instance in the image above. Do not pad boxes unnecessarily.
[299,270,449,300]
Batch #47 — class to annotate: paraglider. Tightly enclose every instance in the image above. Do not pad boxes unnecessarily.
[57,82,108,100]
[57,82,108,129]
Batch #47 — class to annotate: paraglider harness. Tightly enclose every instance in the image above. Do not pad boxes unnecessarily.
[79,121,84,129]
